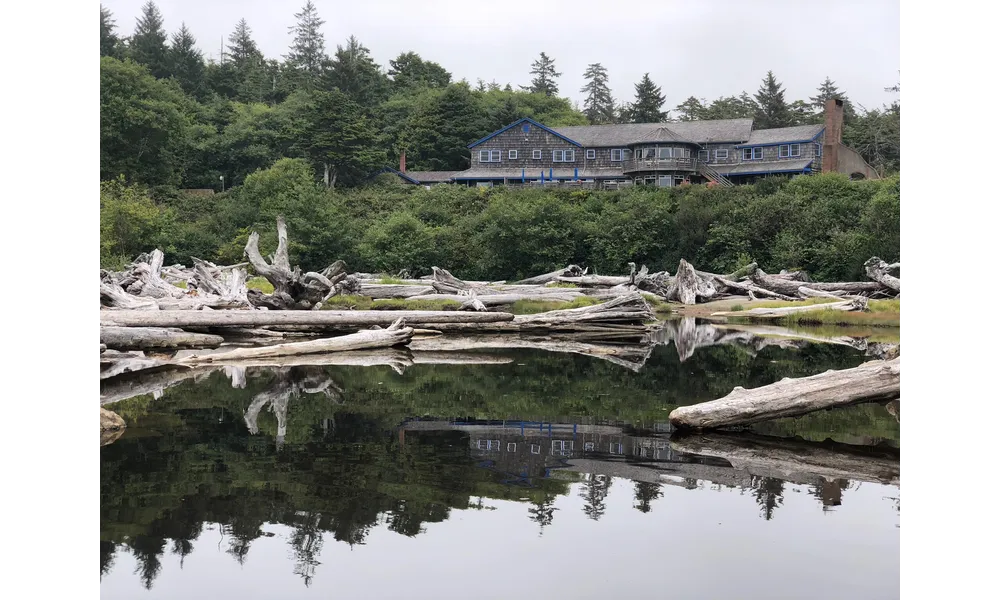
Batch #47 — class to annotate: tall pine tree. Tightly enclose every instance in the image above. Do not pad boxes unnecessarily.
[753,70,792,128]
[129,1,170,78]
[674,96,707,121]
[388,52,452,91]
[629,73,666,123]
[324,36,390,108]
[100,5,123,58]
[522,52,560,96]
[809,76,855,122]
[295,88,385,188]
[580,63,615,124]
[285,1,327,90]
[168,24,205,98]
[226,19,268,103]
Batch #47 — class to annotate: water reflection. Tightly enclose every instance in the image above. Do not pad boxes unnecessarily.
[101,337,898,597]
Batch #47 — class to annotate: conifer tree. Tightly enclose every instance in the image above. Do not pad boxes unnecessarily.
[809,76,856,121]
[129,1,170,78]
[100,5,123,58]
[168,24,205,97]
[674,96,707,121]
[522,52,560,96]
[285,1,327,89]
[580,63,615,124]
[753,70,792,128]
[226,19,268,102]
[629,73,666,123]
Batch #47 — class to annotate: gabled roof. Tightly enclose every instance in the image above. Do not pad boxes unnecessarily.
[467,117,582,149]
[740,124,824,147]
[370,167,421,184]
[551,119,753,146]
[404,171,459,183]
[635,126,695,145]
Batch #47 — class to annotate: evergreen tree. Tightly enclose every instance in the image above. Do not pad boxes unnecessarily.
[168,24,205,98]
[633,482,663,513]
[522,52,560,96]
[285,1,327,89]
[488,95,524,130]
[753,70,792,128]
[100,5,123,58]
[580,474,612,521]
[404,82,490,171]
[226,19,268,103]
[809,76,856,122]
[629,73,666,123]
[295,88,386,188]
[580,63,615,124]
[527,496,557,535]
[675,96,707,121]
[788,99,812,126]
[129,1,170,78]
[387,51,451,91]
[324,36,390,108]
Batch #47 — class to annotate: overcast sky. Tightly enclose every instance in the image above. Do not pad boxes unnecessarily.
[103,0,900,112]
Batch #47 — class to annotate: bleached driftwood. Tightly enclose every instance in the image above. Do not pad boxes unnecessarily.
[100,308,514,330]
[100,349,172,379]
[749,269,887,297]
[430,267,498,295]
[669,357,901,429]
[397,291,585,306]
[359,284,436,299]
[666,259,716,305]
[863,257,901,292]
[512,264,585,285]
[409,334,654,372]
[669,432,899,486]
[179,319,413,364]
[101,326,224,350]
[710,298,868,319]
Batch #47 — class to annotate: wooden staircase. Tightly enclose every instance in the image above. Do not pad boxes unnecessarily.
[698,163,735,188]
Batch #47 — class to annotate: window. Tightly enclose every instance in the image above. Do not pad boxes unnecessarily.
[586,149,596,159]
[532,149,542,159]
[507,442,517,452]
[814,143,822,157]
[553,149,575,162]
[584,442,595,451]
[477,439,501,450]
[530,444,540,455]
[642,148,656,160]
[742,147,763,161]
[715,149,729,161]
[658,147,671,159]
[479,149,501,162]
[552,440,574,455]
[509,150,518,159]
[778,144,801,158]
[698,150,709,162]
[611,148,624,162]
[609,443,623,455]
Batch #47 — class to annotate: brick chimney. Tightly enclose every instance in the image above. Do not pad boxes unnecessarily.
[399,151,406,173]
[821,98,844,173]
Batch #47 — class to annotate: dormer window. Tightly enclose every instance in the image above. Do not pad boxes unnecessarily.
[778,144,801,158]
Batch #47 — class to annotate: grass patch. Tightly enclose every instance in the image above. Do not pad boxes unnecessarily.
[323,296,462,311]
[247,276,274,294]
[510,296,603,315]
[546,282,579,289]
[172,281,188,289]
[641,293,672,315]
[727,297,899,327]
[729,303,745,312]
[377,276,407,285]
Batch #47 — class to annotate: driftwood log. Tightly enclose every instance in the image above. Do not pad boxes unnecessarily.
[100,309,514,330]
[710,297,868,319]
[512,264,586,285]
[864,257,901,292]
[101,326,224,350]
[179,319,414,364]
[749,269,886,297]
[669,357,901,429]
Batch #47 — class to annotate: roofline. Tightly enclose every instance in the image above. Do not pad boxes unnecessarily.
[371,167,421,184]
[735,128,824,148]
[467,117,582,149]
[727,162,814,177]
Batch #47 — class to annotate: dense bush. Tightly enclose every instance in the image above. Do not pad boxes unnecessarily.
[100,170,899,282]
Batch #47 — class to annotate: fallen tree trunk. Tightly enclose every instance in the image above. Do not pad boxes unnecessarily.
[101,349,175,379]
[430,267,498,295]
[101,326,224,350]
[512,264,585,285]
[864,257,901,292]
[669,431,899,486]
[669,357,900,429]
[666,259,716,305]
[101,309,514,329]
[179,319,413,364]
[710,298,868,319]
[397,291,585,306]
[556,274,630,287]
[359,284,436,299]
[750,269,888,297]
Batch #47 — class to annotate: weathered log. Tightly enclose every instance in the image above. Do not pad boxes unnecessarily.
[100,282,160,310]
[100,407,126,432]
[669,431,899,486]
[750,269,887,297]
[398,291,585,306]
[101,326,224,350]
[179,319,413,364]
[513,292,653,325]
[710,297,867,319]
[666,259,716,304]
[512,264,585,285]
[430,267,498,295]
[712,277,797,301]
[863,257,901,292]
[459,291,488,312]
[100,349,174,379]
[360,284,436,299]
[669,357,901,429]
[409,334,653,372]
[101,365,208,405]
[101,309,514,329]
[556,274,630,287]
[797,286,849,299]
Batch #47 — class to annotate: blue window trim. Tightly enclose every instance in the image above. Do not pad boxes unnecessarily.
[735,128,824,149]
[778,143,802,158]
[467,117,582,149]
[742,147,764,161]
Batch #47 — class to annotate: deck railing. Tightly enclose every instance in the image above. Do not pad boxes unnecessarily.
[623,157,696,173]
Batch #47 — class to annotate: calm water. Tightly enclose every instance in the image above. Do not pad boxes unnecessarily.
[101,332,900,599]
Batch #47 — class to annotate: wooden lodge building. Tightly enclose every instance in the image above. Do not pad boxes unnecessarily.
[394,99,878,189]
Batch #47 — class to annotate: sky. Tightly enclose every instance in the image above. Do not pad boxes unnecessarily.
[102,0,901,112]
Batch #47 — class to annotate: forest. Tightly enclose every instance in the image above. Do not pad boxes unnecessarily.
[101,1,901,192]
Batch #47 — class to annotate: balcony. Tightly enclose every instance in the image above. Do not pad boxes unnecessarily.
[623,157,697,174]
